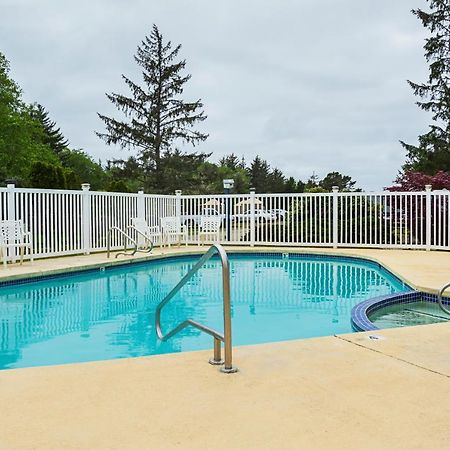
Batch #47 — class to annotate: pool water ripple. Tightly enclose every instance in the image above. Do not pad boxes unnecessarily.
[0,254,408,369]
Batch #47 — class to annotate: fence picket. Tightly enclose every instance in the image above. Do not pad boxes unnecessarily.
[0,185,447,261]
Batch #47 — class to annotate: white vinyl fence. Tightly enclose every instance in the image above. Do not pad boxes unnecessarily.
[0,183,448,260]
[0,184,176,259]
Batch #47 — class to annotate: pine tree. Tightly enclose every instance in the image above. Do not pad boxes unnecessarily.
[219,153,245,170]
[248,156,270,192]
[305,172,319,190]
[319,171,357,192]
[283,178,305,193]
[97,24,208,191]
[400,0,450,174]
[267,168,286,193]
[31,104,69,155]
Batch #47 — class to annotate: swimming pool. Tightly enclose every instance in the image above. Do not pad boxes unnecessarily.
[0,253,409,370]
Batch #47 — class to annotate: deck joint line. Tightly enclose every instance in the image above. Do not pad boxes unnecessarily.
[334,334,450,380]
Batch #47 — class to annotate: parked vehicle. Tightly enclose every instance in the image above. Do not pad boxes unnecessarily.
[181,207,276,226]
[180,208,225,226]
[233,209,276,222]
[269,208,287,219]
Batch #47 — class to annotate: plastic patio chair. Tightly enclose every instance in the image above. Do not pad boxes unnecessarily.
[198,216,222,246]
[0,220,33,268]
[131,218,163,248]
[160,216,188,247]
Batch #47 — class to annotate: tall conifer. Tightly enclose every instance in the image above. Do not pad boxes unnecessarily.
[31,104,69,155]
[97,25,208,190]
[401,0,450,174]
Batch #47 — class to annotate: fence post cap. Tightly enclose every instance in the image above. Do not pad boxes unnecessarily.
[175,190,182,195]
[81,183,91,191]
[332,186,339,193]
[138,188,144,194]
[425,184,432,192]
[6,183,15,189]
[249,188,256,194]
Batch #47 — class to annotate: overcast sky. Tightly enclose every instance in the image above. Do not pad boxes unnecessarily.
[1,0,430,190]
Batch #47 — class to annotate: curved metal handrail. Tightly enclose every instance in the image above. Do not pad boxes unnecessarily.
[126,225,154,254]
[107,227,139,258]
[107,226,155,258]
[155,243,237,373]
[437,281,450,315]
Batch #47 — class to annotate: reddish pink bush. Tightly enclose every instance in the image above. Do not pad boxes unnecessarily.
[386,170,450,192]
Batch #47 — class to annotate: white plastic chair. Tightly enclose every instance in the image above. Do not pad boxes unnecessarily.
[0,220,33,268]
[160,216,188,247]
[198,216,222,246]
[131,218,163,248]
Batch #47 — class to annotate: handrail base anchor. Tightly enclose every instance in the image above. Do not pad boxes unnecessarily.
[208,357,224,366]
[220,366,239,374]
[208,337,224,365]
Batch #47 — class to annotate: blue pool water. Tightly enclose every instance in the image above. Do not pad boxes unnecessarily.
[0,254,408,370]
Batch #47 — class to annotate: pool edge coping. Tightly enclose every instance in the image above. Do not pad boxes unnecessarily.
[0,246,428,287]
[0,247,410,287]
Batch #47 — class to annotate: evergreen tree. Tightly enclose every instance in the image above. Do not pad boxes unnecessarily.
[284,177,297,193]
[31,104,69,155]
[219,153,246,170]
[296,180,305,193]
[159,149,211,194]
[267,168,286,193]
[304,172,320,191]
[105,157,143,192]
[319,171,357,192]
[248,156,270,192]
[97,24,208,191]
[0,52,58,185]
[400,0,450,174]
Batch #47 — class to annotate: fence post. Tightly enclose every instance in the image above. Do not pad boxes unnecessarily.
[425,184,432,251]
[136,188,146,246]
[175,190,182,218]
[6,183,16,222]
[137,188,145,220]
[6,183,16,261]
[332,186,339,248]
[81,183,91,255]
[249,188,256,247]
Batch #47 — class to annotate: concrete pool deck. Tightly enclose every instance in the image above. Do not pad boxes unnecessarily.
[0,247,449,449]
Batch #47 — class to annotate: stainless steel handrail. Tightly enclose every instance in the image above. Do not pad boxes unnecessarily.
[155,243,238,374]
[107,226,155,258]
[107,226,138,258]
[126,226,154,254]
[437,281,450,315]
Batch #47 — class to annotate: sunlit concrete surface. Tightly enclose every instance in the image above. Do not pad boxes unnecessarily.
[0,247,449,449]
[0,325,450,449]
